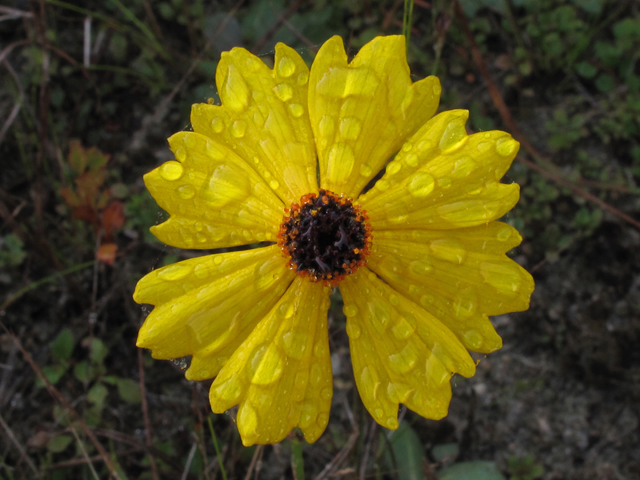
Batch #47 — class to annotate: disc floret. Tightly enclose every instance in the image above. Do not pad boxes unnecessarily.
[277,189,372,286]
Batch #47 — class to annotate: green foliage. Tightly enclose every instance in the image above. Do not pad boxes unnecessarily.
[0,234,27,268]
[507,455,544,480]
[381,422,427,480]
[438,461,506,480]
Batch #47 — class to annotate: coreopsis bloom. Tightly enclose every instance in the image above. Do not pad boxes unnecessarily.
[134,35,534,446]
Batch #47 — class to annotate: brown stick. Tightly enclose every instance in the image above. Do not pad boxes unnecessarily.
[2,324,123,479]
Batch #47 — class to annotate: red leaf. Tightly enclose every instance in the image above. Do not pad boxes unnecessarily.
[101,201,125,241]
[96,243,118,266]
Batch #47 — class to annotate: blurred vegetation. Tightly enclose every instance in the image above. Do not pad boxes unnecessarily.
[0,0,639,479]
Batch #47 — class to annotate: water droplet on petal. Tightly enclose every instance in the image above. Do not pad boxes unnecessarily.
[359,164,372,176]
[211,117,225,133]
[404,153,419,167]
[158,263,192,281]
[346,320,361,339]
[410,260,433,275]
[407,171,435,197]
[477,141,491,153]
[430,239,467,264]
[269,180,280,190]
[230,120,247,138]
[299,402,317,428]
[288,103,304,117]
[392,316,415,340]
[339,117,362,140]
[464,330,483,350]
[386,382,414,403]
[496,136,518,157]
[320,387,332,401]
[327,143,355,178]
[221,65,250,112]
[402,143,413,152]
[247,344,285,385]
[277,302,295,319]
[309,363,323,386]
[387,160,402,176]
[178,184,195,199]
[274,83,293,102]
[438,177,452,188]
[497,226,512,241]
[212,376,243,402]
[432,83,442,95]
[160,161,184,181]
[360,366,381,401]
[277,56,296,77]
[297,71,309,86]
[375,179,390,191]
[317,411,330,426]
[388,344,419,374]
[280,330,308,360]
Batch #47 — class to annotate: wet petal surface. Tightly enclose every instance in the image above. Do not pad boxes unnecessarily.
[360,110,521,230]
[309,35,440,198]
[367,223,534,352]
[135,246,295,372]
[209,277,333,445]
[190,44,318,204]
[340,269,475,427]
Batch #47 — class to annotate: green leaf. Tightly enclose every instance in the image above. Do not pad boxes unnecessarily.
[87,338,109,364]
[438,461,506,480]
[68,140,86,175]
[36,364,66,387]
[117,378,142,403]
[575,62,597,79]
[595,74,616,93]
[432,443,459,462]
[383,423,426,480]
[50,329,74,362]
[88,383,109,409]
[47,434,74,453]
[85,147,109,170]
[73,361,95,383]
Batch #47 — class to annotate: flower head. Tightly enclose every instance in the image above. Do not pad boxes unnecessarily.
[134,35,534,446]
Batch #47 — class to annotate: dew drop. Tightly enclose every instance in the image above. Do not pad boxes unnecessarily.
[391,317,415,340]
[221,65,250,112]
[410,260,433,276]
[246,344,285,385]
[496,136,518,157]
[386,160,402,176]
[389,347,419,374]
[194,263,209,279]
[407,171,435,197]
[211,117,225,133]
[288,103,304,117]
[420,294,435,307]
[299,402,317,428]
[160,161,184,181]
[280,330,308,360]
[269,180,280,190]
[438,177,452,188]
[477,141,491,153]
[404,153,419,167]
[274,83,294,102]
[433,83,442,95]
[309,363,323,386]
[213,256,223,266]
[430,239,467,264]
[297,71,309,86]
[497,226,512,241]
[359,164,372,177]
[230,120,247,138]
[212,376,243,402]
[346,320,362,339]
[277,302,295,319]
[417,139,433,152]
[386,382,414,403]
[339,116,362,140]
[360,366,381,401]
[206,142,225,160]
[464,330,483,350]
[402,143,413,152]
[317,411,330,426]
[374,408,384,419]
[177,184,195,199]
[314,341,328,358]
[158,263,192,281]
[375,179,390,191]
[327,143,355,178]
[320,387,332,401]
[277,56,296,77]
[318,115,335,137]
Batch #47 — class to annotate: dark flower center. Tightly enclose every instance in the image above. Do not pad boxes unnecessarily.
[277,189,372,286]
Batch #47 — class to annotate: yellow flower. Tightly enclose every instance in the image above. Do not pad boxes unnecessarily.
[134,35,534,446]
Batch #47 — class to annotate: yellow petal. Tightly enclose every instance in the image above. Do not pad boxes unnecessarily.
[134,245,295,368]
[146,132,284,249]
[209,278,332,446]
[190,44,317,204]
[360,110,521,230]
[308,35,440,198]
[340,269,475,427]
[367,223,534,353]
